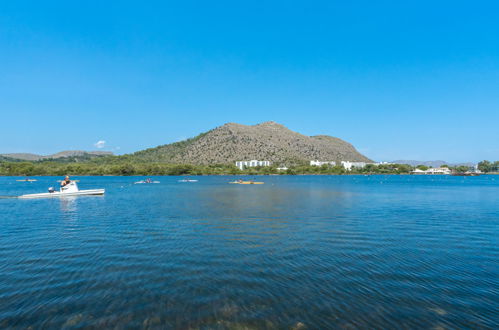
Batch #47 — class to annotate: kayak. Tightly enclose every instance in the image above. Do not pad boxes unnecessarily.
[135,180,160,184]
[19,189,105,199]
[18,181,104,199]
[229,181,264,185]
[16,179,37,182]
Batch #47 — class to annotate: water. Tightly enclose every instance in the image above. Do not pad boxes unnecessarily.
[0,175,497,328]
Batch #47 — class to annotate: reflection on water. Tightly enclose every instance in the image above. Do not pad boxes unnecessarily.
[59,196,78,214]
[184,185,356,248]
[0,175,497,328]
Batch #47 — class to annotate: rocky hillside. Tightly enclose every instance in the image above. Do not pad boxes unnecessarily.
[129,121,371,165]
[1,150,113,161]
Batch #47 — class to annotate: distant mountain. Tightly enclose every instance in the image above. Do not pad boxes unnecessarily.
[1,153,41,161]
[392,160,475,167]
[1,150,113,161]
[128,121,371,165]
[0,155,20,162]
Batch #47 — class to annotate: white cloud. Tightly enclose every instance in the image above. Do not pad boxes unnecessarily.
[94,140,106,149]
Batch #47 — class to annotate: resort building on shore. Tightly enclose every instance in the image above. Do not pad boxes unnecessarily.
[341,161,367,171]
[310,160,336,166]
[411,167,452,175]
[310,160,373,170]
[236,160,271,170]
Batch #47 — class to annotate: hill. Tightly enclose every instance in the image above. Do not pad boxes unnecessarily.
[0,155,21,162]
[128,121,371,165]
[1,150,113,161]
[392,160,474,167]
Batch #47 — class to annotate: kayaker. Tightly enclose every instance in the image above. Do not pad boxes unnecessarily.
[60,176,71,187]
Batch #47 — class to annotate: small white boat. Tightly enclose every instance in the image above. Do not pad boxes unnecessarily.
[18,182,104,199]
[134,180,160,184]
[178,179,198,182]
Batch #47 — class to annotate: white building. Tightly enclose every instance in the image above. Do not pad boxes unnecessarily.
[236,160,271,170]
[411,167,451,175]
[341,161,367,171]
[276,167,288,171]
[310,160,336,166]
[472,164,482,174]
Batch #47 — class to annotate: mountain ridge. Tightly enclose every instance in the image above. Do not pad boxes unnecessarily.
[128,121,371,165]
[392,160,474,167]
[1,150,114,161]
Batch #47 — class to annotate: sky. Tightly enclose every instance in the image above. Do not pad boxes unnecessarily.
[1,1,498,162]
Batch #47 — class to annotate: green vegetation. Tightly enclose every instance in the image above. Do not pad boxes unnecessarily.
[477,160,499,173]
[0,160,417,176]
[126,131,212,163]
[2,158,494,176]
[454,165,472,173]
[0,161,236,176]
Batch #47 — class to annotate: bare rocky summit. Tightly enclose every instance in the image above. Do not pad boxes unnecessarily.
[130,121,371,165]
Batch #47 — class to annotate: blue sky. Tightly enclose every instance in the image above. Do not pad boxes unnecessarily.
[1,1,498,162]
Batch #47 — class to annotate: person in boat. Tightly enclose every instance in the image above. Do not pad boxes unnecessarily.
[146,178,152,183]
[60,176,71,187]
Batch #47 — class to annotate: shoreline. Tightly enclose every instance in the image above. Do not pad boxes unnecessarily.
[1,173,497,177]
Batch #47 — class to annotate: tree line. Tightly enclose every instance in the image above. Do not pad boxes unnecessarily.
[477,160,499,173]
[0,161,436,176]
[0,160,495,176]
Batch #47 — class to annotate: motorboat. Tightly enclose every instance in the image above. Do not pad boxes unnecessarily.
[18,181,104,199]
[229,181,264,185]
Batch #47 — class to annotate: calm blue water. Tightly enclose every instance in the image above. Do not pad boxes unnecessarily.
[0,175,497,328]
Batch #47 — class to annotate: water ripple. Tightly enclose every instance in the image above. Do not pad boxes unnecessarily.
[0,175,497,328]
